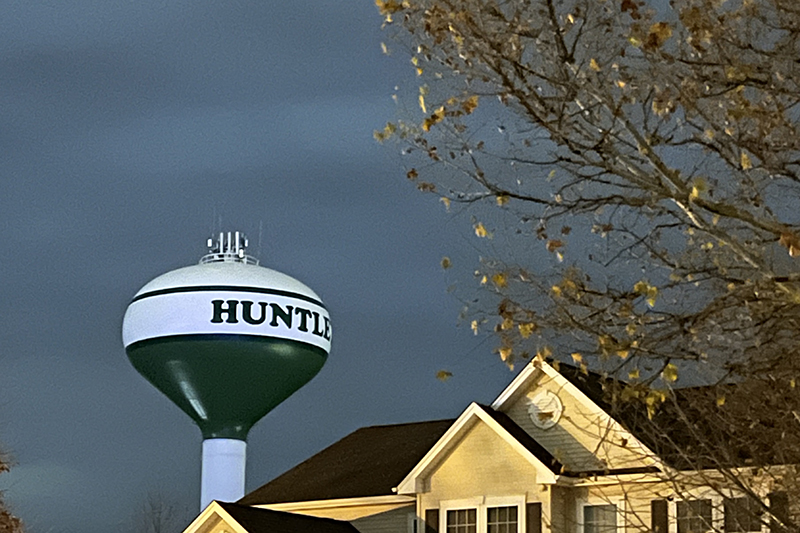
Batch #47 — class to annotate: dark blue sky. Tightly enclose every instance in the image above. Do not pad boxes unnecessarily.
[0,2,518,531]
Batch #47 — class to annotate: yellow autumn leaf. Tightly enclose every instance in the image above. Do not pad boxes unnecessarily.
[690,177,707,200]
[662,363,678,383]
[375,0,404,15]
[471,320,479,334]
[741,151,753,170]
[716,395,726,407]
[633,280,651,295]
[462,95,479,114]
[571,352,583,364]
[646,22,673,49]
[440,197,451,210]
[499,346,512,361]
[590,58,601,71]
[436,369,453,382]
[496,194,509,206]
[441,257,452,269]
[616,349,630,359]
[492,273,508,288]
[474,222,488,238]
[646,286,658,308]
[551,285,562,296]
[418,93,427,113]
[538,346,553,359]
[518,322,535,338]
[501,316,513,330]
[628,368,640,380]
[422,106,445,132]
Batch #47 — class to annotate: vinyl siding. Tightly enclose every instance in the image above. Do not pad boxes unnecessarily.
[504,373,651,472]
[427,421,540,501]
[351,506,414,533]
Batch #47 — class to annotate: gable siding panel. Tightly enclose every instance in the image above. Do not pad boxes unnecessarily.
[351,507,414,533]
[427,422,540,501]
[504,374,650,472]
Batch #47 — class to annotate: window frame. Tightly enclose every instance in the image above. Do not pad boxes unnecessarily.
[578,498,625,533]
[439,495,528,533]
[668,495,724,533]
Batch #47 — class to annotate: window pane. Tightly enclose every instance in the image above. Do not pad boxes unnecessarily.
[725,497,763,533]
[488,506,519,533]
[678,500,713,533]
[584,504,617,533]
[447,509,478,533]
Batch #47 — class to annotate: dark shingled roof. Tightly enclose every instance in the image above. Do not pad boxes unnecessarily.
[240,419,455,505]
[553,360,800,470]
[217,502,360,533]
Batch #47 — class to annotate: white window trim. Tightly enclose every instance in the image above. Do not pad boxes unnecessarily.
[669,493,724,533]
[577,498,626,533]
[440,495,527,533]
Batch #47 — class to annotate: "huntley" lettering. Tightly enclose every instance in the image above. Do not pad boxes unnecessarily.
[210,299,331,341]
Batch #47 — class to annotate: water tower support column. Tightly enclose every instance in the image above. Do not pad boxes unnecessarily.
[200,438,246,509]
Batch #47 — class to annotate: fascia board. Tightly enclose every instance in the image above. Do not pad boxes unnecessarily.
[181,501,249,533]
[396,403,558,494]
[490,360,541,410]
[258,494,415,511]
[537,363,665,472]
[395,403,482,494]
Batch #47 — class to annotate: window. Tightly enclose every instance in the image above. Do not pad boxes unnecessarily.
[447,509,477,533]
[724,497,762,533]
[584,504,618,533]
[488,506,519,533]
[678,500,713,533]
[440,496,528,533]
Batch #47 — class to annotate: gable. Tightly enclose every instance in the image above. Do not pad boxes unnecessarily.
[428,420,541,501]
[494,360,659,473]
[182,502,248,533]
[397,403,558,495]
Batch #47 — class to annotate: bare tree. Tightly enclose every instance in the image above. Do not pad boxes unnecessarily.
[132,490,189,533]
[378,0,800,530]
[0,451,23,533]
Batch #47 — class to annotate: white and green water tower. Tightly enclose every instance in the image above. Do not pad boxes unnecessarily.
[122,232,331,509]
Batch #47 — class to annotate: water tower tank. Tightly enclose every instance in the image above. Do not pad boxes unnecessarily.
[122,232,331,509]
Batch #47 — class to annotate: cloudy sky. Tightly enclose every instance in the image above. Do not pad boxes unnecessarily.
[0,2,519,532]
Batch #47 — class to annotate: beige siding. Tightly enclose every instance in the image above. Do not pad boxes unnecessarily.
[504,374,651,472]
[550,485,575,533]
[428,421,540,501]
[267,502,413,521]
[351,506,414,533]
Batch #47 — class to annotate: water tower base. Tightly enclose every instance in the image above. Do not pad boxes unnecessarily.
[200,438,246,510]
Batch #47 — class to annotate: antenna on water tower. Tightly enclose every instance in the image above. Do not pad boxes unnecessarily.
[122,231,332,510]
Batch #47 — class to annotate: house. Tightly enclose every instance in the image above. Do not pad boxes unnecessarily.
[182,358,793,533]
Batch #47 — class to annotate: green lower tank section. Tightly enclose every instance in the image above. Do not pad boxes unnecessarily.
[126,334,327,440]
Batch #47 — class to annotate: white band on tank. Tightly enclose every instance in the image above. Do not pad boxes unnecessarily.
[122,288,331,353]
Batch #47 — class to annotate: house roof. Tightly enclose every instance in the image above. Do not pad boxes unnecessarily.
[240,419,455,505]
[217,502,360,533]
[548,360,800,470]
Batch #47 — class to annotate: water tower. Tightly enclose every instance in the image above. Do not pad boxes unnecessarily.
[122,231,331,509]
